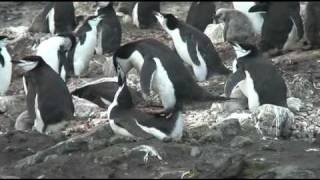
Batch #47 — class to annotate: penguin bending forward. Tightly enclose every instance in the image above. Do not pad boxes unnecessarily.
[154,12,231,82]
[95,2,122,55]
[113,39,230,114]
[0,36,12,96]
[68,15,103,77]
[12,56,74,134]
[186,2,216,32]
[224,42,287,111]
[71,77,143,108]
[36,33,76,81]
[107,73,184,141]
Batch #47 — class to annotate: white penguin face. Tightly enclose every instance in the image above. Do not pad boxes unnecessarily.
[14,59,39,72]
[232,43,251,59]
[88,16,103,27]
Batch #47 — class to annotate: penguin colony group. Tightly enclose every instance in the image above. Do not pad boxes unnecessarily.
[1,2,318,141]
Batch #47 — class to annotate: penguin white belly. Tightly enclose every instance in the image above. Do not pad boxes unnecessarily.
[232,2,263,34]
[135,119,168,140]
[60,66,66,81]
[152,58,176,110]
[109,119,135,138]
[36,38,62,74]
[132,3,140,28]
[95,29,103,55]
[22,76,28,95]
[169,112,184,140]
[232,59,237,73]
[240,71,260,111]
[0,48,12,95]
[170,29,206,81]
[130,50,144,72]
[33,94,45,133]
[282,17,299,51]
[47,8,55,34]
[73,30,97,76]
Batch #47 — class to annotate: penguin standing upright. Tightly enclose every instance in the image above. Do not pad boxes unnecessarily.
[132,2,160,29]
[224,42,287,111]
[107,74,184,141]
[215,8,255,44]
[0,36,12,96]
[12,56,74,134]
[113,39,229,114]
[68,15,103,77]
[36,33,76,81]
[46,2,76,34]
[186,2,216,32]
[154,12,231,82]
[232,1,264,35]
[249,2,304,54]
[95,2,122,55]
[304,2,320,49]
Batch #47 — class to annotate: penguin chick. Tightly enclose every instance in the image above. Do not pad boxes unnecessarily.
[154,12,231,82]
[12,56,74,134]
[107,74,184,142]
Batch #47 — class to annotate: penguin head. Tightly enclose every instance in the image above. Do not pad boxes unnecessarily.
[153,12,179,31]
[86,15,104,27]
[111,72,133,109]
[113,43,136,75]
[11,55,44,72]
[229,41,257,59]
[57,32,77,51]
[0,35,9,47]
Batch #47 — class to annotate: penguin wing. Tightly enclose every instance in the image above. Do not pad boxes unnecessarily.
[186,33,201,66]
[140,56,156,96]
[290,11,304,40]
[248,3,269,13]
[57,46,67,75]
[0,49,4,67]
[224,69,246,97]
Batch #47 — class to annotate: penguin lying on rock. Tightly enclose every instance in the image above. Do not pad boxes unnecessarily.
[154,11,231,82]
[12,56,74,134]
[224,42,288,111]
[113,38,230,114]
[71,77,143,108]
[107,73,184,142]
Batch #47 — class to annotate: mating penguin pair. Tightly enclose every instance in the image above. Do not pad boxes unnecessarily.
[12,56,74,134]
[224,42,287,111]
[95,2,122,55]
[107,73,183,141]
[249,2,304,54]
[113,38,229,114]
[154,12,231,82]
[71,77,143,108]
[186,2,216,32]
[0,36,12,96]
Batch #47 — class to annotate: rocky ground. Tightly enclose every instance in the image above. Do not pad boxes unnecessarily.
[0,2,320,179]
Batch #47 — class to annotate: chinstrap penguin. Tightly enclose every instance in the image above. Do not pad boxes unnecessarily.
[186,2,216,32]
[12,56,74,134]
[95,2,122,55]
[113,39,230,114]
[225,42,288,111]
[0,35,12,96]
[107,73,184,142]
[154,12,231,82]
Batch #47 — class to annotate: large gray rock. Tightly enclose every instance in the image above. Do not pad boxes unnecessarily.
[0,95,26,120]
[287,97,303,113]
[230,136,253,148]
[253,104,295,139]
[257,165,316,179]
[288,74,314,100]
[204,23,225,44]
[72,96,104,119]
[214,118,242,138]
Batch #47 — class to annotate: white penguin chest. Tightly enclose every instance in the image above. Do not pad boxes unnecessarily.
[73,29,98,76]
[47,7,55,34]
[239,70,260,111]
[151,58,176,110]
[170,29,207,81]
[0,47,12,95]
[132,3,140,28]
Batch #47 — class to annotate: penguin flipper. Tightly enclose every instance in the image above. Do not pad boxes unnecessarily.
[186,34,201,66]
[224,69,246,97]
[140,57,156,96]
[57,46,67,75]
[290,11,304,40]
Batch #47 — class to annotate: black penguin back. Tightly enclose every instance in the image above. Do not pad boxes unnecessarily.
[186,2,216,32]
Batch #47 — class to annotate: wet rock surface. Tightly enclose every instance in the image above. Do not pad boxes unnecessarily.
[0,2,320,178]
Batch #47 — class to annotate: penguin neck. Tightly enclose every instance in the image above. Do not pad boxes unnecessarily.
[107,85,134,119]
